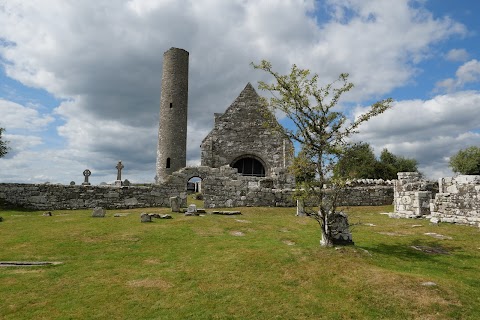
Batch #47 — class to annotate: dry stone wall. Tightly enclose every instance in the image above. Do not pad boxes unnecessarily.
[0,183,186,210]
[0,166,394,210]
[200,168,393,208]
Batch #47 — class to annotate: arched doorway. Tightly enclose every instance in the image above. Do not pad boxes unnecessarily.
[231,156,266,177]
[187,176,204,207]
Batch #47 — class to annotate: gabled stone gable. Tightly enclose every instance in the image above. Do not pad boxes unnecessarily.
[200,83,294,176]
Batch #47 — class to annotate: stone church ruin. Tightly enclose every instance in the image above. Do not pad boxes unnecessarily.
[0,47,478,228]
[154,47,295,191]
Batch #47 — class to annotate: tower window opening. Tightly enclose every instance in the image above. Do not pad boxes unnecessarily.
[166,158,171,168]
[232,157,265,177]
[170,102,173,108]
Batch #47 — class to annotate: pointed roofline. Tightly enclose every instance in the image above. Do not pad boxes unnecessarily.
[201,82,259,144]
[243,82,257,94]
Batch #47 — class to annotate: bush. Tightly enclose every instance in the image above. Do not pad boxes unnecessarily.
[449,146,480,175]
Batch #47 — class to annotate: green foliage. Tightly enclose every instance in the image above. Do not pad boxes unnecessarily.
[0,128,9,158]
[334,145,418,180]
[378,148,418,180]
[290,148,316,184]
[252,60,392,246]
[449,146,480,175]
[334,142,377,179]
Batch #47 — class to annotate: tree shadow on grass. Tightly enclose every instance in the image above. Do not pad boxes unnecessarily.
[357,239,473,266]
[357,240,480,288]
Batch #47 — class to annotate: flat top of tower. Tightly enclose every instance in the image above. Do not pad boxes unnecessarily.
[164,47,189,55]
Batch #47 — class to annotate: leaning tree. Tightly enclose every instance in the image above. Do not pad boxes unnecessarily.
[252,60,392,246]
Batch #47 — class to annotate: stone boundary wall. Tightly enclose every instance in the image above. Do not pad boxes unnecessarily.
[205,181,393,208]
[1,166,394,210]
[0,183,186,210]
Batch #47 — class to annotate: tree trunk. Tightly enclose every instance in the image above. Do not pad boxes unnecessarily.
[319,222,333,247]
[318,210,333,247]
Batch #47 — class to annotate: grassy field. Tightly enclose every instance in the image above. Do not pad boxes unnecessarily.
[1,196,479,319]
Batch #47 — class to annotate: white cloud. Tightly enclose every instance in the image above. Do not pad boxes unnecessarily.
[445,48,469,62]
[0,99,54,130]
[456,59,480,84]
[0,0,473,183]
[3,134,43,154]
[353,91,480,179]
[436,59,480,92]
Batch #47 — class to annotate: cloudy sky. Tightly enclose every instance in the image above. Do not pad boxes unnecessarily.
[0,0,479,184]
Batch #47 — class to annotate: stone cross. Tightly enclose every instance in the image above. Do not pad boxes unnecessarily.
[116,161,124,181]
[83,169,91,185]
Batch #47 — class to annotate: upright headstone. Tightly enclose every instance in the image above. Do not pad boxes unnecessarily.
[140,213,152,223]
[92,207,106,217]
[187,204,197,213]
[115,161,124,186]
[82,169,91,186]
[329,211,354,245]
[170,196,180,212]
[296,199,305,217]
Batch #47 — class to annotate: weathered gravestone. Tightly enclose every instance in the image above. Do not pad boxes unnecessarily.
[170,196,180,212]
[92,207,106,217]
[140,213,152,222]
[296,199,305,217]
[212,211,242,215]
[186,204,197,215]
[329,211,354,245]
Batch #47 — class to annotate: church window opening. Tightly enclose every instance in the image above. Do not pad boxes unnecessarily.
[232,157,265,177]
[170,102,173,108]
[166,158,171,168]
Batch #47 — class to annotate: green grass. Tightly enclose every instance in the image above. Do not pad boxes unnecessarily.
[0,203,479,319]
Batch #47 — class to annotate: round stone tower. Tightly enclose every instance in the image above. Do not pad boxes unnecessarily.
[156,47,189,183]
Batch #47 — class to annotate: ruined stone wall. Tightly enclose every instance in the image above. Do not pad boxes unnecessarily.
[203,172,394,208]
[393,172,433,218]
[0,167,394,210]
[393,172,479,226]
[0,183,186,210]
[200,83,294,176]
[429,175,480,226]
